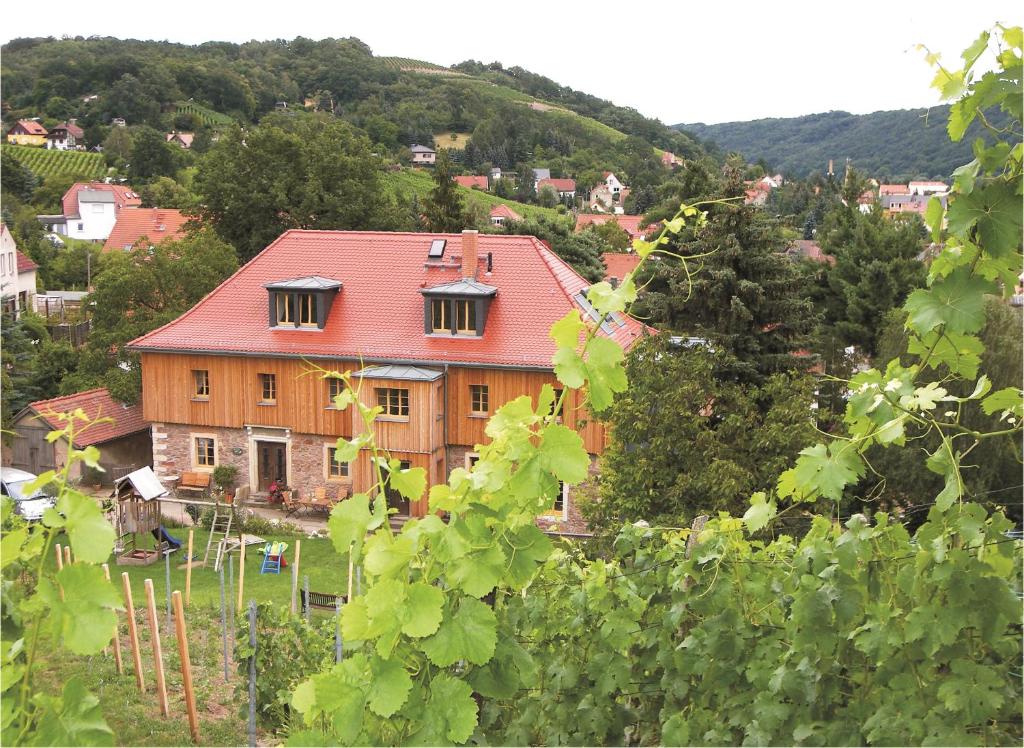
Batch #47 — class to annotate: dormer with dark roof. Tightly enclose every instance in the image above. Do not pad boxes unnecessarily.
[264,275,342,330]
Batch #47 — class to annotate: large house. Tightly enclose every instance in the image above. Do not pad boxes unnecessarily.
[38,182,142,241]
[0,224,37,318]
[410,144,436,165]
[102,208,191,253]
[589,172,629,211]
[130,230,648,533]
[46,120,85,150]
[6,119,48,146]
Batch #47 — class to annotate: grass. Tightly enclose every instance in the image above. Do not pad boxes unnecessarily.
[29,527,346,745]
[434,131,471,150]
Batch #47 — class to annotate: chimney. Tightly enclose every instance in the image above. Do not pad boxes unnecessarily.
[461,230,478,280]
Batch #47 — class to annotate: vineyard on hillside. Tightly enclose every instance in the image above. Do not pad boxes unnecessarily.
[378,56,468,76]
[173,101,236,126]
[3,145,105,180]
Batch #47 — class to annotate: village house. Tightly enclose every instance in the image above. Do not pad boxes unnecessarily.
[575,213,654,242]
[130,229,648,534]
[4,388,151,483]
[102,208,191,253]
[37,182,142,242]
[537,178,577,201]
[166,131,195,149]
[602,252,641,287]
[410,144,436,165]
[6,119,48,146]
[45,120,85,150]
[0,224,38,318]
[908,180,949,195]
[589,172,629,211]
[660,151,682,168]
[488,204,522,226]
[454,175,489,190]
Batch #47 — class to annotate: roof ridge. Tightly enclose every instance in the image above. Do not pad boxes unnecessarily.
[30,386,110,410]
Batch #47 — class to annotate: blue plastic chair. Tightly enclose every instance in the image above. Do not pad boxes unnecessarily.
[260,542,286,574]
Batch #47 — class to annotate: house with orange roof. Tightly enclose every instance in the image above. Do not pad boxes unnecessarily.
[879,184,910,196]
[1,224,37,318]
[575,213,653,241]
[602,252,641,285]
[102,209,192,253]
[37,182,142,242]
[7,119,48,146]
[454,175,489,190]
[130,229,649,534]
[537,177,576,201]
[489,204,522,226]
[4,388,151,483]
[166,131,195,149]
[45,120,85,150]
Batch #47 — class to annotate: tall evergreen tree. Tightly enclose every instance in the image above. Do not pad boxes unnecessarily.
[423,150,465,233]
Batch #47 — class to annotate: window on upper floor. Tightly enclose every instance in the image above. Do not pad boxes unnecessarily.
[455,300,476,335]
[298,293,317,326]
[259,373,277,404]
[327,377,345,408]
[192,369,209,400]
[376,387,409,418]
[431,298,449,333]
[276,293,296,325]
[470,384,489,416]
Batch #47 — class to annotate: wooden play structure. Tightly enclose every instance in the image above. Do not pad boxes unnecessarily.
[114,467,170,566]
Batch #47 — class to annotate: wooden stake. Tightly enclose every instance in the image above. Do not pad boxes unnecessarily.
[121,572,145,691]
[63,545,72,567]
[185,529,194,607]
[236,540,245,613]
[143,579,170,717]
[347,542,354,601]
[102,564,123,672]
[172,591,201,744]
[290,539,301,614]
[54,543,64,572]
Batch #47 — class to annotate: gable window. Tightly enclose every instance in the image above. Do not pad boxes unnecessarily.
[192,369,209,400]
[455,300,476,335]
[259,373,277,404]
[470,384,489,416]
[194,436,216,468]
[326,445,350,479]
[431,299,449,332]
[327,377,345,408]
[377,387,409,418]
[298,293,317,326]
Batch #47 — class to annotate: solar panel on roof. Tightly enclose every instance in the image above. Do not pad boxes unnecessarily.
[428,239,446,258]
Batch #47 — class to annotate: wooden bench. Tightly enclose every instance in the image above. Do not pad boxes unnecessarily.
[176,471,211,498]
[300,589,346,613]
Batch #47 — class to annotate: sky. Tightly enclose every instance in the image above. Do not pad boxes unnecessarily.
[3,0,1020,125]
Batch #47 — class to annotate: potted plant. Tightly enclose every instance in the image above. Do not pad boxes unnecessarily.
[213,464,238,502]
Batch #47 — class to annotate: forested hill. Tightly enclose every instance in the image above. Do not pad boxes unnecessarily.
[0,36,704,174]
[676,106,1006,180]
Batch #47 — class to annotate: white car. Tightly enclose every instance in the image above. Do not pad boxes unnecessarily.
[1,467,57,522]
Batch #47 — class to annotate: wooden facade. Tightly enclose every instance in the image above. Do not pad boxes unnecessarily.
[141,352,607,513]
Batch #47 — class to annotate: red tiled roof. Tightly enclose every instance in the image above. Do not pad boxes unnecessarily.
[10,119,48,136]
[602,252,641,281]
[489,204,522,221]
[787,240,835,266]
[27,388,148,447]
[908,181,948,188]
[102,209,191,253]
[166,132,195,147]
[575,214,653,240]
[15,250,38,273]
[49,122,85,139]
[454,176,488,189]
[879,184,909,196]
[61,182,142,220]
[537,178,576,192]
[130,231,649,369]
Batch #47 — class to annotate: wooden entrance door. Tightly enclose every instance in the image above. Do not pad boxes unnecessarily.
[256,441,287,492]
[385,460,412,516]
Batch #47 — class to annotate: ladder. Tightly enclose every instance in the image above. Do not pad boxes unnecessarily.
[202,502,234,571]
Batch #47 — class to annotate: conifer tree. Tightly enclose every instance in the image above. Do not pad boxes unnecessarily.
[423,150,465,232]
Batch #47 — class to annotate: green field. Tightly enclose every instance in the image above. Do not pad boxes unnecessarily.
[3,144,106,180]
[384,168,571,226]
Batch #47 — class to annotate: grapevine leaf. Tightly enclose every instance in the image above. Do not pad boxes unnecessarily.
[586,336,628,412]
[363,534,415,579]
[363,579,406,658]
[29,677,114,747]
[420,597,498,667]
[57,489,115,563]
[42,566,121,654]
[312,658,369,745]
[500,524,553,587]
[328,493,372,560]
[981,387,1023,418]
[429,674,478,744]
[904,270,995,335]
[779,443,865,502]
[549,311,585,349]
[367,656,412,718]
[401,583,444,638]
[946,182,1023,256]
[552,347,586,389]
[925,196,944,243]
[389,466,426,502]
[742,492,777,533]
[908,330,984,378]
[340,597,370,641]
[538,423,590,483]
[926,446,962,511]
[0,529,27,571]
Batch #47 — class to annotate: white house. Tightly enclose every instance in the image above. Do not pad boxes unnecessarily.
[410,144,436,165]
[45,120,85,151]
[603,172,625,196]
[0,224,37,318]
[37,183,142,242]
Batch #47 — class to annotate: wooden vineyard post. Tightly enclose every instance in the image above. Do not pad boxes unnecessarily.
[172,591,201,744]
[54,543,64,572]
[347,544,354,601]
[63,545,72,566]
[290,539,301,614]
[102,564,123,672]
[185,529,194,606]
[236,540,246,613]
[143,579,170,717]
[164,549,172,630]
[121,572,145,691]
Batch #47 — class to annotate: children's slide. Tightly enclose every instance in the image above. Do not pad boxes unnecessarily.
[151,525,183,550]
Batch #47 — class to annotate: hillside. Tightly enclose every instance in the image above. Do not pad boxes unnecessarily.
[2,144,106,180]
[677,106,1008,180]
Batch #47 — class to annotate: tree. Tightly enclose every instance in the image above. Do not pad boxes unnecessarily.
[537,184,558,208]
[102,126,132,167]
[138,176,198,210]
[1,313,48,429]
[515,163,536,203]
[589,221,631,252]
[423,150,465,232]
[503,215,605,283]
[587,335,818,530]
[72,230,238,402]
[195,115,395,262]
[814,204,926,356]
[1,150,36,202]
[128,126,180,182]
[101,73,161,127]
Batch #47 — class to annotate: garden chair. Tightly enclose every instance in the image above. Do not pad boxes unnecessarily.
[282,490,302,517]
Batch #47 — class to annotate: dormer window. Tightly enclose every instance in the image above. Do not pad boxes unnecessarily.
[265,276,341,330]
[455,300,476,334]
[420,279,497,337]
